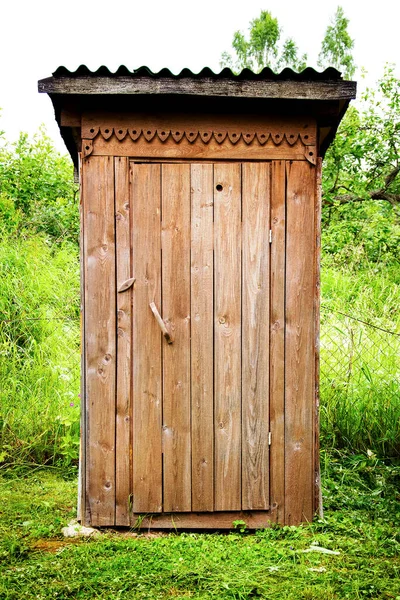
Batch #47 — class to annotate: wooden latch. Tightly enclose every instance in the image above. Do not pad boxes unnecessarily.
[118,278,135,293]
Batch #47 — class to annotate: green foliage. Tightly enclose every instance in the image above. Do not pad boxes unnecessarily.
[322,66,400,268]
[320,257,400,459]
[0,121,80,468]
[0,459,399,598]
[221,6,357,75]
[0,232,80,468]
[221,10,307,73]
[0,125,78,244]
[323,65,400,220]
[318,6,356,79]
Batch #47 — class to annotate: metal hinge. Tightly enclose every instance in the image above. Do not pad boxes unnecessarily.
[268,432,272,445]
[269,230,272,244]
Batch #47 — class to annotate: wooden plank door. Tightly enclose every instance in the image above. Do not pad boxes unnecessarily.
[83,157,316,526]
[127,161,273,515]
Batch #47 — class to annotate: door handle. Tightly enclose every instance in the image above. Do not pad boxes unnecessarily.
[149,302,173,344]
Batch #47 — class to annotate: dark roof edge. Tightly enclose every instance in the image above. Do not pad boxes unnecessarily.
[50,64,344,81]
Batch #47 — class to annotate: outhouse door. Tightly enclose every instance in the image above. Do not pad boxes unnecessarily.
[84,155,315,525]
[126,161,274,514]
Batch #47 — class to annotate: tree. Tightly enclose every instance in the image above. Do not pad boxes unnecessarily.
[322,65,400,266]
[220,10,307,73]
[323,66,400,212]
[318,6,356,79]
[221,6,355,77]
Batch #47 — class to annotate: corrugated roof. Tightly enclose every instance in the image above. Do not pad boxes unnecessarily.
[52,65,343,81]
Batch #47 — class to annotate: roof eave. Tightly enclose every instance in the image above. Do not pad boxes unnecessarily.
[38,76,356,102]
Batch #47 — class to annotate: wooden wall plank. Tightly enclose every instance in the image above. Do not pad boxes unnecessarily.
[131,511,273,530]
[191,164,214,512]
[82,156,116,526]
[269,161,286,524]
[114,157,132,525]
[131,163,162,513]
[241,163,270,510]
[82,113,317,144]
[214,163,242,511]
[78,153,86,523]
[89,136,309,162]
[314,158,322,517]
[162,164,192,512]
[285,161,315,525]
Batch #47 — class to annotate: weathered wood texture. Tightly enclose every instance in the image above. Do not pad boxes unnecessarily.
[162,164,192,512]
[285,161,315,525]
[87,135,314,162]
[82,156,116,526]
[78,153,85,522]
[241,163,270,510]
[269,161,286,524]
[114,157,132,525]
[131,511,273,530]
[191,164,214,512]
[131,163,163,513]
[314,158,322,517]
[39,76,356,101]
[81,113,317,145]
[81,114,317,164]
[214,163,242,511]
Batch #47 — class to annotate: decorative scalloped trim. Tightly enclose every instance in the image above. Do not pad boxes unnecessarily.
[83,126,313,146]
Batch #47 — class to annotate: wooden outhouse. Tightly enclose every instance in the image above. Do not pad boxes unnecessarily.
[39,66,356,528]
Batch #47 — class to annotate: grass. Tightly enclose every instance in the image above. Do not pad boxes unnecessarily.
[0,453,399,599]
[320,262,400,459]
[0,234,80,467]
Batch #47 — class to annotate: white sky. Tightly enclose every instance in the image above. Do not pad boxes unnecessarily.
[1,0,399,153]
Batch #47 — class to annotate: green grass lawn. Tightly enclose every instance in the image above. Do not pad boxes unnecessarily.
[0,453,399,600]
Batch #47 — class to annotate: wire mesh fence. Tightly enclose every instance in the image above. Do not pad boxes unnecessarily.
[320,308,400,457]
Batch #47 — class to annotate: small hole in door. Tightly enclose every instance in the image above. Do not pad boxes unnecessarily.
[216,184,223,192]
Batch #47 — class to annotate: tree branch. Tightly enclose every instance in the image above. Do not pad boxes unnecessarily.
[384,165,400,188]
[323,165,400,207]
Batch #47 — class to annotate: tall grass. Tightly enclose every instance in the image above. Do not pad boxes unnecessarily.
[320,259,400,459]
[0,233,80,467]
